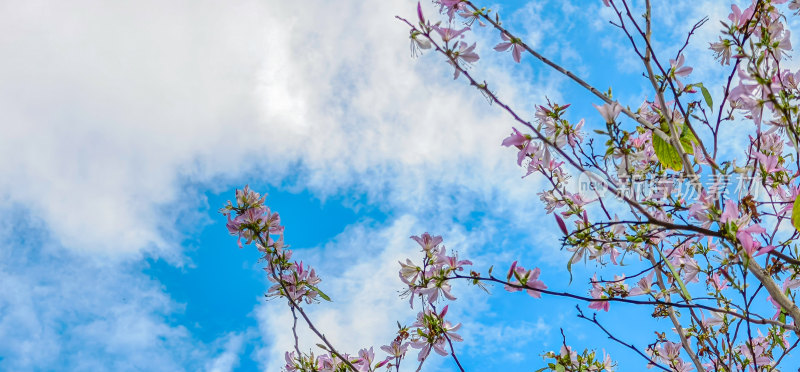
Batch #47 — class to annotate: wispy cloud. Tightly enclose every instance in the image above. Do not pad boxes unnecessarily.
[205,332,248,372]
[0,209,206,370]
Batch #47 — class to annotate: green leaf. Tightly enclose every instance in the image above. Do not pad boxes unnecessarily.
[308,285,332,301]
[555,364,566,372]
[697,83,713,111]
[566,251,578,284]
[679,124,698,155]
[653,134,683,171]
[792,196,800,232]
[654,245,692,301]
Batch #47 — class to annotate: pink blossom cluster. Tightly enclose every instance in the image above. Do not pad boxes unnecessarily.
[222,186,320,304]
[407,0,800,369]
[284,347,389,372]
[504,261,547,298]
[396,233,469,364]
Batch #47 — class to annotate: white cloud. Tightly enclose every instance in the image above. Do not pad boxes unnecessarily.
[0,0,556,257]
[460,317,551,355]
[0,0,580,369]
[0,0,276,258]
[0,210,208,370]
[205,332,247,372]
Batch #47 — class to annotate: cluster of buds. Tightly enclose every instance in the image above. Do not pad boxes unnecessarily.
[541,345,615,372]
[284,347,390,372]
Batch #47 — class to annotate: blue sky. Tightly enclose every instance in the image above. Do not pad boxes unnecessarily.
[1,0,795,370]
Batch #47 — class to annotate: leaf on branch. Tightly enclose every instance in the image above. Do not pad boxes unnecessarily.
[696,82,713,111]
[653,134,683,171]
[791,196,800,232]
[308,284,332,302]
[679,124,698,155]
[654,245,692,301]
[566,249,583,284]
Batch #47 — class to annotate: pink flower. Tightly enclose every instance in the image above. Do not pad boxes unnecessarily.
[784,271,800,291]
[448,41,479,79]
[380,340,409,358]
[410,339,431,362]
[728,4,754,29]
[355,347,375,371]
[438,0,467,20]
[702,311,725,328]
[720,199,740,225]
[409,30,432,57]
[457,8,486,27]
[264,208,283,235]
[419,277,456,303]
[669,54,693,91]
[755,152,782,173]
[736,224,773,256]
[566,119,584,147]
[432,25,469,43]
[661,341,681,360]
[284,352,299,371]
[505,263,547,298]
[502,127,537,166]
[688,202,712,228]
[494,32,524,63]
[768,296,783,320]
[736,332,774,368]
[709,272,728,291]
[399,258,420,285]
[435,246,473,271]
[410,233,443,251]
[709,37,733,65]
[670,54,693,77]
[592,102,623,124]
[693,142,708,165]
[588,274,609,311]
[455,42,479,64]
[628,272,654,297]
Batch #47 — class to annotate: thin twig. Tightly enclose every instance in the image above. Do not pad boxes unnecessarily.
[576,306,670,371]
